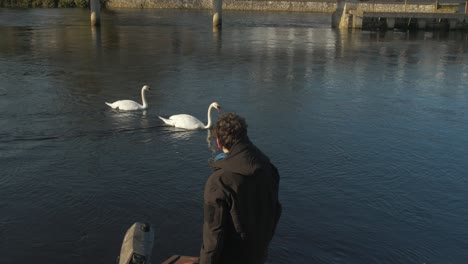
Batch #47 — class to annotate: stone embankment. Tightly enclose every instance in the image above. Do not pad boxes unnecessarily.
[3,0,466,30]
[106,0,468,30]
[105,0,337,13]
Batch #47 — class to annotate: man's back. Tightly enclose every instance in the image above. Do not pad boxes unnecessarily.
[200,139,281,264]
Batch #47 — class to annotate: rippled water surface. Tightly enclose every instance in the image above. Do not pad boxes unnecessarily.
[1,8,468,264]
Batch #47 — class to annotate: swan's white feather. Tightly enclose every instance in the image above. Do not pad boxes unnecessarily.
[159,114,204,130]
[158,102,220,130]
[106,100,145,111]
[105,85,150,111]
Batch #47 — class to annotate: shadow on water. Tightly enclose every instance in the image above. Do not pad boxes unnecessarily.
[212,27,222,53]
[0,124,164,144]
[158,126,218,155]
[91,26,101,50]
[1,108,166,144]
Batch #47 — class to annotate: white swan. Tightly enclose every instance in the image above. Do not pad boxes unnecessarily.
[105,85,151,111]
[158,102,221,130]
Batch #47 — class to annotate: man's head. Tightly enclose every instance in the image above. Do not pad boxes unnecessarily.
[213,113,248,150]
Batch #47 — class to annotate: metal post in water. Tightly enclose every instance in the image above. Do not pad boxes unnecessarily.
[213,0,222,29]
[90,0,101,27]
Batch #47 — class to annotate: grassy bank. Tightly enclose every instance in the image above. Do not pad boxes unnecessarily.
[0,0,106,8]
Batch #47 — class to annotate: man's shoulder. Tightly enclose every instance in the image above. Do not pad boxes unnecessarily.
[206,169,223,185]
[204,169,234,203]
[207,167,237,184]
[206,168,244,193]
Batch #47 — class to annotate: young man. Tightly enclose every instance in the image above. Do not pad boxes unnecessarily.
[200,113,282,264]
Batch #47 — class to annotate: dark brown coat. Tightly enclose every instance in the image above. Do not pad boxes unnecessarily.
[200,139,281,264]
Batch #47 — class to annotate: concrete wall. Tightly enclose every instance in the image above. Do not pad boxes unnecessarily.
[223,0,336,12]
[106,0,337,13]
[106,0,462,14]
[344,2,462,13]
[106,0,211,9]
[352,3,438,13]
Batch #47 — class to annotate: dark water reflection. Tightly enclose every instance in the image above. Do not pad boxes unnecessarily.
[1,8,468,264]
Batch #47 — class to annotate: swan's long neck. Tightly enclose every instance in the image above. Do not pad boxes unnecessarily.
[141,88,148,108]
[204,104,214,129]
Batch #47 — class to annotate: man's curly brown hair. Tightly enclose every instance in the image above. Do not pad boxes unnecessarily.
[213,113,248,149]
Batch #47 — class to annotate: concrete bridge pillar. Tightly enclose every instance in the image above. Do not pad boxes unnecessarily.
[90,0,100,27]
[353,15,363,28]
[386,18,395,29]
[417,19,426,29]
[213,0,223,29]
[332,0,346,28]
[340,4,351,28]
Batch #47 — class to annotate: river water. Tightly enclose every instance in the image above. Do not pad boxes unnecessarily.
[0,8,467,264]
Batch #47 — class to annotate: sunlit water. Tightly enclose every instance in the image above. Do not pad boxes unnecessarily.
[0,8,467,264]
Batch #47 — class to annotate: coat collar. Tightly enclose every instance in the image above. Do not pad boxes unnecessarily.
[210,138,268,176]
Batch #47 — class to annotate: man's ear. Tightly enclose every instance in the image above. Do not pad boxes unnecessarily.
[216,138,222,149]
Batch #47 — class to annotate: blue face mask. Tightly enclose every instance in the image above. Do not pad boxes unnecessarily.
[214,152,227,161]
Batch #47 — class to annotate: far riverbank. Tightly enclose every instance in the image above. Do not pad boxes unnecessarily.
[1,0,466,29]
[0,0,104,8]
[2,0,467,15]
[1,0,336,13]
